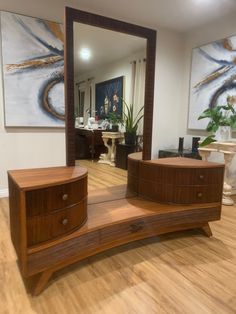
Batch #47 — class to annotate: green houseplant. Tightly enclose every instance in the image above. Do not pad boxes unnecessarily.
[107,112,123,132]
[198,96,236,146]
[122,99,144,145]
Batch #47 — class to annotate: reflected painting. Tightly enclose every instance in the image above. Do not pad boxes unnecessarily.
[188,35,236,130]
[95,76,123,119]
[0,11,65,127]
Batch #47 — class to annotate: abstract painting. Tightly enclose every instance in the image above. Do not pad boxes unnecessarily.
[95,76,123,119]
[0,11,64,127]
[188,35,236,130]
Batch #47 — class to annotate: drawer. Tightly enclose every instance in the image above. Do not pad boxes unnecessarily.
[174,168,224,185]
[26,177,87,217]
[172,185,223,204]
[27,200,87,246]
[139,164,224,185]
[99,218,148,245]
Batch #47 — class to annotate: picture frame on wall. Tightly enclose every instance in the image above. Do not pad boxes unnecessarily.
[95,76,123,119]
[0,11,65,127]
[188,35,236,130]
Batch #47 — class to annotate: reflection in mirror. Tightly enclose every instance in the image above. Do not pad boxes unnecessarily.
[65,8,156,202]
[73,22,147,196]
[74,23,146,131]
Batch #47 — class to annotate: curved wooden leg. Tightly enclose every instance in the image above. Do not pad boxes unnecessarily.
[201,223,212,237]
[32,269,53,296]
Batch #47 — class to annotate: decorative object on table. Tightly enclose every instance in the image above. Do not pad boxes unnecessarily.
[107,112,123,132]
[158,149,201,160]
[178,137,184,155]
[188,35,236,130]
[0,11,64,127]
[192,137,201,153]
[198,95,236,146]
[122,99,144,145]
[95,76,123,120]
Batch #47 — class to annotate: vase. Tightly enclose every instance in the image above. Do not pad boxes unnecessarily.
[216,126,232,142]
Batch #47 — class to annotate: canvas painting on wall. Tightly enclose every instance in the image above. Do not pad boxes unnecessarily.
[0,11,64,127]
[95,76,123,119]
[188,35,236,130]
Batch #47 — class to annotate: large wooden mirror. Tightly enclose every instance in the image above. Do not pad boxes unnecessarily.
[64,7,156,166]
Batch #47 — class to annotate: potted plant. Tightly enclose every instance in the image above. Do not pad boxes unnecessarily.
[198,95,236,146]
[122,99,144,145]
[107,112,123,132]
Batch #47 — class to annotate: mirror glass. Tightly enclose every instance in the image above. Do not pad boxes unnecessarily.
[73,22,147,196]
[64,7,156,197]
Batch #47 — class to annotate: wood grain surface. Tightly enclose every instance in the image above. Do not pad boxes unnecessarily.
[1,195,236,313]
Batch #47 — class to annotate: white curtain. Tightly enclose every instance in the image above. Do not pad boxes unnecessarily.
[131,59,146,134]
[77,79,94,126]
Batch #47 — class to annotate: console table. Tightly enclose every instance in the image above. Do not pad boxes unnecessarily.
[99,131,124,166]
[198,141,236,205]
[75,128,106,159]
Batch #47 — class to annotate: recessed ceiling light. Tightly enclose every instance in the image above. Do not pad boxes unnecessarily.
[80,48,91,61]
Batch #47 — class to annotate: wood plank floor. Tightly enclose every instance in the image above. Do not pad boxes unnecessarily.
[75,159,127,192]
[1,161,236,313]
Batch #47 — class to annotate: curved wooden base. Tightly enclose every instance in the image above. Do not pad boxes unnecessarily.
[26,195,218,295]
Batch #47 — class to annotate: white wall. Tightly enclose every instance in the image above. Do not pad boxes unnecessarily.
[0,1,69,195]
[152,29,185,158]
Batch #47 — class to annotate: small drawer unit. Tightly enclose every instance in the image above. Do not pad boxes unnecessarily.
[8,166,88,269]
[128,156,224,205]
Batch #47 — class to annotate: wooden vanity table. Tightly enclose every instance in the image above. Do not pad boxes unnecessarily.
[8,157,224,295]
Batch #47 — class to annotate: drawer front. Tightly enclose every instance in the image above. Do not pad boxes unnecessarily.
[139,164,224,186]
[27,200,87,246]
[172,185,222,204]
[174,168,224,185]
[26,177,87,217]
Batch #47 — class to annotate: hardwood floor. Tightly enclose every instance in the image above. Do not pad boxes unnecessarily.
[1,161,236,313]
[75,159,127,192]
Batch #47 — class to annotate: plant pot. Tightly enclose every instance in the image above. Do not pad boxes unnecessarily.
[111,125,119,132]
[124,132,136,145]
[216,126,232,141]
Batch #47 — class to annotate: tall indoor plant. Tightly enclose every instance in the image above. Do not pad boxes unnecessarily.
[198,95,236,146]
[122,99,144,145]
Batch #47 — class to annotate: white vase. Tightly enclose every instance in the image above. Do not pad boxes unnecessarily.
[216,126,232,141]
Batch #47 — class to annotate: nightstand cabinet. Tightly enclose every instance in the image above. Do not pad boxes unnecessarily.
[8,166,87,276]
[116,143,136,169]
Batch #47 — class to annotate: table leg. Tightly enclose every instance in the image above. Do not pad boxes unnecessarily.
[32,269,53,296]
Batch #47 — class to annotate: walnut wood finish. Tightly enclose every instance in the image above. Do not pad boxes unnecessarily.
[128,155,224,204]
[64,7,156,165]
[8,166,87,275]
[8,161,224,295]
[2,194,236,312]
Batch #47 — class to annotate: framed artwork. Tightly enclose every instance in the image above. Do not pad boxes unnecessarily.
[0,11,64,127]
[188,35,236,130]
[95,76,123,119]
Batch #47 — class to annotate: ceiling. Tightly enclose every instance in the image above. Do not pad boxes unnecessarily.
[74,23,146,76]
[68,0,236,33]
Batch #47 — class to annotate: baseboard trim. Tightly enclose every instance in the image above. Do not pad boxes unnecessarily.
[0,188,9,198]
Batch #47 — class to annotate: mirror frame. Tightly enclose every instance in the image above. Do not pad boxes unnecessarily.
[64,7,156,166]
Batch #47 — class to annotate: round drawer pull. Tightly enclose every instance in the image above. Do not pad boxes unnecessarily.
[197,192,203,198]
[61,218,68,225]
[199,174,204,180]
[62,194,68,201]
